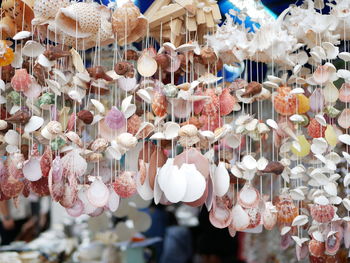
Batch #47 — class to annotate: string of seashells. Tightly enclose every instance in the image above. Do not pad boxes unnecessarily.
[1,0,350,260]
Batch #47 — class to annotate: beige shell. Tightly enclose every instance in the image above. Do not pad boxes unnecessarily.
[41,121,62,140]
[55,2,109,38]
[90,138,109,152]
[179,124,198,137]
[65,131,83,147]
[33,0,70,25]
[111,2,147,45]
[116,132,137,150]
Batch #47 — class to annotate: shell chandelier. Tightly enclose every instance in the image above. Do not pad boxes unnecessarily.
[1,0,350,260]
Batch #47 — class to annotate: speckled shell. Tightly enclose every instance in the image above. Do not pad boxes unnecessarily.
[219,88,236,116]
[310,204,335,223]
[309,239,325,258]
[202,88,219,116]
[33,0,70,22]
[113,171,137,198]
[127,114,141,135]
[273,87,297,116]
[152,91,167,117]
[11,69,32,92]
[274,194,298,225]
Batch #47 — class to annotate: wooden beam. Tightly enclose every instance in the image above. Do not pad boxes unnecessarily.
[144,0,171,19]
[149,3,187,28]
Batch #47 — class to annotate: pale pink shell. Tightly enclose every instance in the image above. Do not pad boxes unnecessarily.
[245,207,261,229]
[23,82,42,98]
[237,184,260,208]
[105,106,126,130]
[127,114,141,135]
[202,89,219,116]
[296,243,308,261]
[309,88,325,113]
[339,83,350,103]
[11,69,32,92]
[262,203,277,230]
[66,198,84,217]
[310,204,335,223]
[209,195,233,229]
[113,171,137,198]
[193,87,205,115]
[338,108,350,129]
[219,88,236,116]
[199,113,222,132]
[325,229,342,256]
[1,153,25,198]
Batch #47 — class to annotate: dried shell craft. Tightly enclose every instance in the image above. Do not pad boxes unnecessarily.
[273,87,297,116]
[113,171,137,198]
[237,184,260,208]
[274,194,298,225]
[33,0,70,25]
[310,204,335,223]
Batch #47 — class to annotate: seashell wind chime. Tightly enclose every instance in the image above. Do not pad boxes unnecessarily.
[1,0,350,260]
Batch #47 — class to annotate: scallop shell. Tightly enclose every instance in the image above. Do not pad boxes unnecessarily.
[113,171,137,198]
[209,193,234,229]
[263,202,277,230]
[339,83,350,102]
[33,0,70,24]
[105,106,126,130]
[273,87,297,116]
[338,108,350,129]
[310,204,335,223]
[274,194,298,225]
[238,184,260,208]
[219,88,236,116]
[309,238,325,257]
[231,204,250,231]
[11,69,32,92]
[137,53,157,77]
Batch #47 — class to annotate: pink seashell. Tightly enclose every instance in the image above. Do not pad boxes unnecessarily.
[262,202,277,230]
[48,157,64,202]
[193,86,205,115]
[202,88,219,116]
[199,113,222,131]
[245,206,261,229]
[30,176,50,196]
[40,146,52,178]
[1,153,25,198]
[308,238,325,257]
[338,108,350,129]
[173,148,210,179]
[344,221,350,249]
[313,65,331,84]
[281,233,292,250]
[219,88,236,116]
[87,180,110,208]
[310,204,335,223]
[89,207,104,217]
[11,69,32,92]
[113,171,137,198]
[66,198,84,217]
[309,88,325,113]
[169,98,192,119]
[165,54,181,73]
[325,229,342,256]
[23,82,42,98]
[66,113,77,132]
[127,114,141,135]
[59,180,78,208]
[296,243,309,261]
[209,195,233,229]
[105,106,126,130]
[237,184,260,208]
[339,83,350,103]
[231,204,250,231]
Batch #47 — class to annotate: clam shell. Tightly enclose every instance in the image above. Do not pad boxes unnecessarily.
[24,116,44,133]
[22,41,45,57]
[212,162,230,197]
[137,53,157,77]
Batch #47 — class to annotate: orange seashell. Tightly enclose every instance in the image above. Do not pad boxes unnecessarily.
[339,83,350,103]
[0,41,14,66]
[308,118,326,138]
[127,114,141,135]
[11,69,32,92]
[310,204,335,223]
[148,147,167,190]
[152,91,167,117]
[219,88,236,116]
[309,238,325,258]
[274,194,298,225]
[273,87,297,116]
[202,88,219,116]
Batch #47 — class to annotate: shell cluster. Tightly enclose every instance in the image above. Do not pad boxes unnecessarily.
[1,0,350,260]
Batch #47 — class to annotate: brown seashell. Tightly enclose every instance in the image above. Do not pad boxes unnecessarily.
[155,53,170,68]
[88,84,110,95]
[5,110,31,125]
[127,114,141,135]
[114,61,133,76]
[77,110,94,125]
[200,47,217,65]
[260,161,284,175]
[242,81,262,97]
[43,45,70,61]
[21,144,29,160]
[309,238,325,258]
[274,194,298,225]
[87,66,113,81]
[33,63,47,86]
[124,50,139,60]
[180,116,203,129]
[1,65,15,82]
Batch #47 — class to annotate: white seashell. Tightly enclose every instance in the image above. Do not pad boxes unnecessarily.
[23,157,42,181]
[281,226,291,236]
[263,81,279,89]
[242,155,257,170]
[150,132,165,140]
[315,114,327,126]
[257,157,268,170]
[163,42,176,52]
[232,205,250,231]
[293,64,302,75]
[87,180,110,208]
[339,52,350,62]
[339,134,350,145]
[267,75,282,83]
[176,43,196,53]
[314,195,329,205]
[292,215,308,227]
[290,188,305,201]
[91,99,105,114]
[324,182,337,196]
[343,151,350,164]
[11,51,23,68]
[337,69,350,81]
[292,236,309,247]
[0,95,6,104]
[213,162,230,197]
[231,165,242,178]
[329,196,342,205]
[108,187,120,212]
[4,130,19,145]
[164,122,180,140]
[22,41,45,57]
[46,79,61,96]
[344,173,350,187]
[311,138,328,155]
[24,116,44,133]
[6,145,19,154]
[289,114,304,123]
[245,119,258,131]
[0,120,8,130]
[137,53,157,77]
[0,79,4,91]
[181,163,206,202]
[343,198,350,211]
[312,231,324,242]
[162,165,187,203]
[266,119,278,129]
[13,31,32,40]
[121,96,136,118]
[290,87,304,94]
[136,89,152,104]
[323,82,339,103]
[322,42,339,59]
[311,172,329,186]
[37,54,55,68]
